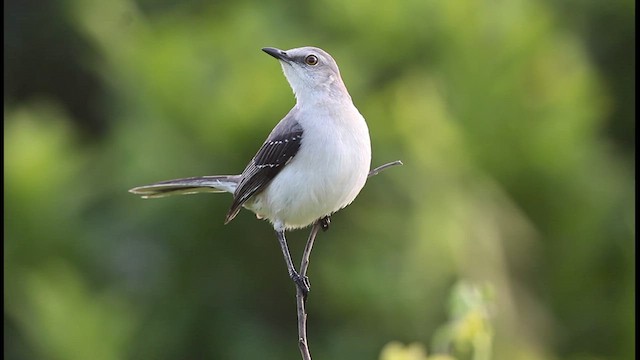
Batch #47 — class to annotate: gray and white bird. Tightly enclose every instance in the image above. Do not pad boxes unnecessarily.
[130,46,372,296]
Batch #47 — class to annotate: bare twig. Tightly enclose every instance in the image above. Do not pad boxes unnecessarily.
[293,160,402,360]
[296,221,321,360]
[300,221,321,278]
[368,160,403,178]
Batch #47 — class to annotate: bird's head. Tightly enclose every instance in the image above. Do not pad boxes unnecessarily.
[262,46,349,103]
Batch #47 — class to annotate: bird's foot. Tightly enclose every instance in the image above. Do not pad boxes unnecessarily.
[291,272,311,299]
[320,216,331,232]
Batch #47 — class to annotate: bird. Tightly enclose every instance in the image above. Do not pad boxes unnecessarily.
[129,46,372,297]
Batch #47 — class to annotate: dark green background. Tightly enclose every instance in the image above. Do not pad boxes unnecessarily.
[5,0,634,359]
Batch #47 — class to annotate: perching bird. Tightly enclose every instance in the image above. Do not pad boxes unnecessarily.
[130,46,372,297]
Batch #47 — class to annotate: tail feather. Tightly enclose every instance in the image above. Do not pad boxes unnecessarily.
[129,175,240,199]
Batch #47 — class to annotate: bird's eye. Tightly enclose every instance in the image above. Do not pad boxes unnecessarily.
[305,55,318,66]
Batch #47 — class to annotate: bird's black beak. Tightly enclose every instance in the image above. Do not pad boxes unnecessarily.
[262,47,291,62]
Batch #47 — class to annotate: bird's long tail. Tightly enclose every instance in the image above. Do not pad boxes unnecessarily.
[129,175,240,199]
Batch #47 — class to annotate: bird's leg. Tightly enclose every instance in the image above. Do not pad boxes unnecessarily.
[275,230,310,297]
[320,215,331,232]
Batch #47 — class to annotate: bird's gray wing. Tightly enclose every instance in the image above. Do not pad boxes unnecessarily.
[225,109,304,223]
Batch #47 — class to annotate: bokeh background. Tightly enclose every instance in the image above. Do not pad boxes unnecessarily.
[4,0,635,359]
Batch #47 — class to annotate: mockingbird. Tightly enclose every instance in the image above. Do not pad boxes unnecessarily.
[130,46,372,297]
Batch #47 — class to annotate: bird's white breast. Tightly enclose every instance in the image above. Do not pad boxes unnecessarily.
[249,103,371,230]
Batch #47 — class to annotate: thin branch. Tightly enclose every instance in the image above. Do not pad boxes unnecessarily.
[368,160,403,178]
[296,221,321,360]
[293,160,402,360]
[300,221,321,277]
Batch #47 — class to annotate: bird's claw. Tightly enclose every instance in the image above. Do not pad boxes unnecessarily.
[291,272,310,299]
[320,216,331,232]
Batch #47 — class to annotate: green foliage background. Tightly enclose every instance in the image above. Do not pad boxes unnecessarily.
[4,0,634,359]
